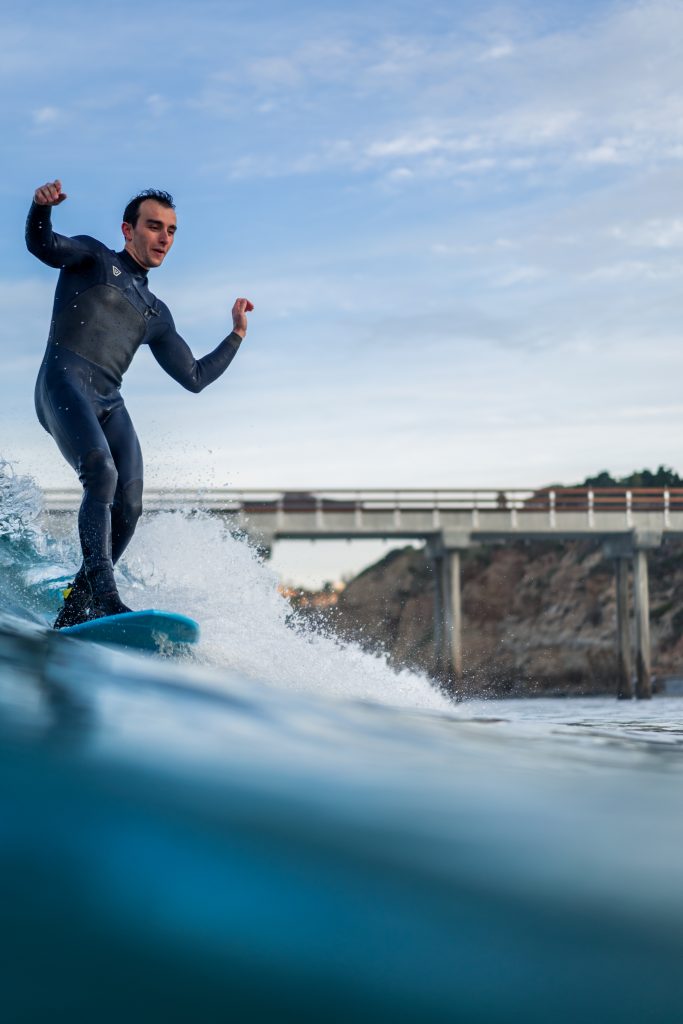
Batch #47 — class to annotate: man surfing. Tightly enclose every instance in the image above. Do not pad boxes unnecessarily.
[26,180,253,628]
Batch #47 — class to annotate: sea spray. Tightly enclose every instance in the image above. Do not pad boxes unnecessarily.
[0,459,76,620]
[120,510,451,710]
[0,459,45,542]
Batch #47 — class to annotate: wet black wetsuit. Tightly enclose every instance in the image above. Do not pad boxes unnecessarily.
[26,201,243,602]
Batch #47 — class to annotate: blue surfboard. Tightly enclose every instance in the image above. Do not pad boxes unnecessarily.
[59,610,200,651]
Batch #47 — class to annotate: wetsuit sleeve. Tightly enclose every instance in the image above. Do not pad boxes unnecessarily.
[25,202,94,269]
[148,306,243,394]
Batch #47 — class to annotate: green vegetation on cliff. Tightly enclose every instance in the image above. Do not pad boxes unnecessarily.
[581,465,683,488]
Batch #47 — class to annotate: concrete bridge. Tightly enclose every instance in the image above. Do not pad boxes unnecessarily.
[44,486,683,699]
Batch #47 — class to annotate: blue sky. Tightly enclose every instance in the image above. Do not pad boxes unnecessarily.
[4,0,683,581]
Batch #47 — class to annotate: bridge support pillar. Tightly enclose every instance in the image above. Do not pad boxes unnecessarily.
[605,533,660,700]
[614,557,633,700]
[429,534,469,685]
[435,552,463,681]
[446,550,463,680]
[633,548,652,700]
[431,551,444,672]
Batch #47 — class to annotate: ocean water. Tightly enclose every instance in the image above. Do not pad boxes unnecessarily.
[2,462,683,1023]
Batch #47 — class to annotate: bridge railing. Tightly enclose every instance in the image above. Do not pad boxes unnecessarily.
[42,487,683,514]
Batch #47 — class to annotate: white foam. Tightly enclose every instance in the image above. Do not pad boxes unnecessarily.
[119,510,450,711]
[0,460,46,545]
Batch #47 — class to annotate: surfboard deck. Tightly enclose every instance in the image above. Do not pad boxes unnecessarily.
[59,609,200,651]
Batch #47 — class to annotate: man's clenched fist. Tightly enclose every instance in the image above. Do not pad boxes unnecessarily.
[34,180,68,206]
[232,297,254,338]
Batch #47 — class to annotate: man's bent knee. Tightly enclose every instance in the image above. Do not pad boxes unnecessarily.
[115,479,143,525]
[79,448,118,504]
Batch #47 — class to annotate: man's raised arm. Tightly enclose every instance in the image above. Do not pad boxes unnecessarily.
[148,298,254,394]
[26,179,94,269]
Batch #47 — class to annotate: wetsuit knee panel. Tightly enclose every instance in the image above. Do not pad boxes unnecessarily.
[115,478,143,524]
[80,447,118,503]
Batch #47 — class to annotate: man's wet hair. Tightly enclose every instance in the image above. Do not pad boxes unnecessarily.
[123,189,175,227]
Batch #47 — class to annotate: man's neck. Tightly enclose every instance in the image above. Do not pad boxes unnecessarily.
[120,245,150,276]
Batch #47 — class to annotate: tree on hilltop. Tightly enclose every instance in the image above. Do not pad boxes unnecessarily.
[581,465,683,488]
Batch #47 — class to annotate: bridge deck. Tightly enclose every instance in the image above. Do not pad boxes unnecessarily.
[43,487,683,542]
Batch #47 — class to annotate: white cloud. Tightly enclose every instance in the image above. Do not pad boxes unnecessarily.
[495,266,547,288]
[248,56,302,89]
[366,133,446,159]
[32,106,61,126]
[238,3,683,185]
[584,260,679,282]
[146,94,170,116]
[386,167,414,182]
[479,42,515,62]
[88,0,680,193]
[578,140,631,165]
[609,219,683,249]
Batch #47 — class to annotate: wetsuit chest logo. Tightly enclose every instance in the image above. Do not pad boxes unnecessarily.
[112,265,121,277]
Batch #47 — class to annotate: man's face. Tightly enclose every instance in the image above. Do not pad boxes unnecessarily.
[122,199,177,269]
